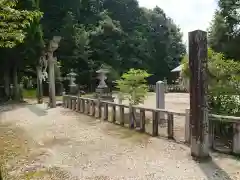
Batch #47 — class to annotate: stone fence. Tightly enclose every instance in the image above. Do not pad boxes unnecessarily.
[62,95,240,155]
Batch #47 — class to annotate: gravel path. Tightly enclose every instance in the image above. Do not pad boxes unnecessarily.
[0,103,240,180]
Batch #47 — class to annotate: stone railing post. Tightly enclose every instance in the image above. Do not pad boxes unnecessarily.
[185,109,190,144]
[96,99,101,119]
[76,97,80,111]
[112,104,116,123]
[233,122,240,155]
[152,111,159,137]
[104,103,108,121]
[167,113,174,139]
[119,105,125,126]
[62,95,66,107]
[139,109,145,132]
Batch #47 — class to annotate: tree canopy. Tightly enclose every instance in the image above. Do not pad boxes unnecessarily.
[208,0,240,60]
[37,0,185,85]
[0,0,42,48]
[0,0,186,100]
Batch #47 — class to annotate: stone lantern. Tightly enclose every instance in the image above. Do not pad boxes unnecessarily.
[96,68,109,89]
[95,65,114,101]
[66,69,77,95]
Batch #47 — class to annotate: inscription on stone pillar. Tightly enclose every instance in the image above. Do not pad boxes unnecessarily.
[189,30,209,160]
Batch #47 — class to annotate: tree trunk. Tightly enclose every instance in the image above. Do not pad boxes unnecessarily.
[3,67,10,100]
[36,66,43,104]
[13,65,20,101]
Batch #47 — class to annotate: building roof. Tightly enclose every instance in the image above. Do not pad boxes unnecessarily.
[171,65,183,72]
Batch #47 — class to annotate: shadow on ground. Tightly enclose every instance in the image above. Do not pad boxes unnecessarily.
[199,159,234,180]
[27,104,48,117]
[0,101,27,113]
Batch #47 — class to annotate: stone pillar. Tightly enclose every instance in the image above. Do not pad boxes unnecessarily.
[185,109,190,144]
[189,30,209,160]
[156,81,165,122]
[233,123,240,155]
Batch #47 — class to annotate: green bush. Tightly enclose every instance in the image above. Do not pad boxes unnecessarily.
[181,48,240,116]
[116,69,151,105]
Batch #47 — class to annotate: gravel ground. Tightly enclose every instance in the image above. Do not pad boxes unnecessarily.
[0,102,240,180]
[115,93,189,113]
[116,93,189,141]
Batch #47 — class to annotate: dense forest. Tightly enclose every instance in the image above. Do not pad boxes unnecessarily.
[0,0,186,99]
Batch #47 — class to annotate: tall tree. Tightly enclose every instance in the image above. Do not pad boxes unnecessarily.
[208,0,240,60]
[0,0,42,100]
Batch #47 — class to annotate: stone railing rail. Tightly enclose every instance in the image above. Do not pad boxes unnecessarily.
[62,95,240,155]
[209,114,240,123]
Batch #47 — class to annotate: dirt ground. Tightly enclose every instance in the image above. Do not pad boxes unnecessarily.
[0,101,239,180]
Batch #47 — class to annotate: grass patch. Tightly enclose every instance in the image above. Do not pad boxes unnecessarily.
[22,89,37,99]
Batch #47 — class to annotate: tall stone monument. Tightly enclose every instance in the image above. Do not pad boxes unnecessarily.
[189,30,209,160]
[95,66,114,101]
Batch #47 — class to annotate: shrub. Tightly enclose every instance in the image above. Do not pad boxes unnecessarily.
[116,69,151,105]
[181,48,240,116]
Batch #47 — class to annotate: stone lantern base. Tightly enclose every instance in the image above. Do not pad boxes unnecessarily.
[69,84,78,95]
[95,87,114,102]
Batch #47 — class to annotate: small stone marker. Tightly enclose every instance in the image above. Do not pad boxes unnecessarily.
[156,81,165,121]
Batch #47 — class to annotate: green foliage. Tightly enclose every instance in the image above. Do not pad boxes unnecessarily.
[180,54,190,78]
[208,0,240,60]
[116,69,150,105]
[0,0,42,48]
[181,48,240,116]
[22,88,36,99]
[0,0,186,95]
[38,0,185,84]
